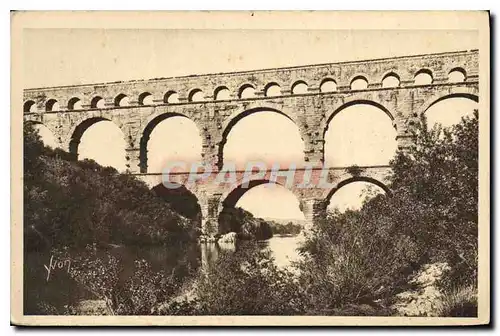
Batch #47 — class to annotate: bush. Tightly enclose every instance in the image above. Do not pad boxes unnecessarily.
[435,284,477,317]
[218,207,273,240]
[297,206,419,314]
[23,123,198,251]
[297,111,479,315]
[267,220,302,235]
[175,243,304,315]
[26,243,200,315]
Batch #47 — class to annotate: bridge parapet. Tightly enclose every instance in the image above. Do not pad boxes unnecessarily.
[23,50,478,114]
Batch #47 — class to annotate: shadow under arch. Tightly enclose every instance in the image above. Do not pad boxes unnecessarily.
[139,112,201,173]
[325,176,391,204]
[69,117,120,159]
[151,182,202,222]
[421,92,479,116]
[24,100,36,113]
[217,106,303,170]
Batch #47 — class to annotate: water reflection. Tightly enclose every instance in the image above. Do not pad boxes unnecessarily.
[261,235,304,268]
[201,235,303,270]
[24,242,202,315]
[25,235,302,314]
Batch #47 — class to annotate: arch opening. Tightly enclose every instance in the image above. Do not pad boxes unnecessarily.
[448,68,467,83]
[327,178,389,213]
[164,91,179,104]
[114,94,130,107]
[70,118,127,172]
[320,78,337,93]
[414,69,433,85]
[45,99,60,112]
[214,86,230,101]
[219,108,304,170]
[265,83,281,97]
[24,100,36,113]
[350,76,369,90]
[239,84,256,99]
[382,73,400,88]
[424,94,478,129]
[218,181,305,264]
[324,101,397,167]
[219,181,305,233]
[68,97,82,110]
[152,182,201,221]
[139,92,154,105]
[291,81,308,94]
[141,114,202,174]
[91,96,105,109]
[31,122,58,149]
[189,89,205,102]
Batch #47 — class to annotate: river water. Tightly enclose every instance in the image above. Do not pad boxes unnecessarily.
[260,235,304,268]
[200,234,304,270]
[24,235,303,314]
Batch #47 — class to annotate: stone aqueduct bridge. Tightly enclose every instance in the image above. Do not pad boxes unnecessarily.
[23,50,479,235]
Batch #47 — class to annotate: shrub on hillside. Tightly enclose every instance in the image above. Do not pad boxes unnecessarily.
[298,111,479,314]
[23,123,198,251]
[218,207,273,240]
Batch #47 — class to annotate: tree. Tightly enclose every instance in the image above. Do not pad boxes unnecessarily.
[298,110,479,313]
[23,122,198,251]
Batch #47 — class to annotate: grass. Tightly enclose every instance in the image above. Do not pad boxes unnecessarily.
[435,284,477,317]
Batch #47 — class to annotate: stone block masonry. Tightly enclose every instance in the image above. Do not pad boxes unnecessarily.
[23,50,479,235]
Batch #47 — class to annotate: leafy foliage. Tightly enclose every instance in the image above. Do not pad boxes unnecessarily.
[168,243,304,315]
[23,123,202,315]
[23,123,198,252]
[218,207,273,240]
[49,244,199,315]
[298,111,479,313]
[267,220,302,235]
[152,183,201,220]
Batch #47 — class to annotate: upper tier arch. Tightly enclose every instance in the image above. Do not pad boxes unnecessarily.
[23,50,478,114]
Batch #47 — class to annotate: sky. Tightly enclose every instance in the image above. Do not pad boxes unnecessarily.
[24,29,479,88]
[26,28,479,220]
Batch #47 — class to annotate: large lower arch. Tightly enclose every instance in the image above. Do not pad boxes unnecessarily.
[421,92,478,114]
[420,92,479,129]
[25,120,58,148]
[218,106,304,170]
[325,176,390,212]
[323,99,395,138]
[68,117,126,171]
[324,100,397,167]
[218,179,305,233]
[151,182,202,221]
[139,112,202,173]
[69,117,111,157]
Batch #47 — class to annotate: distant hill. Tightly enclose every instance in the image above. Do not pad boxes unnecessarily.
[261,217,306,226]
[260,217,305,235]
